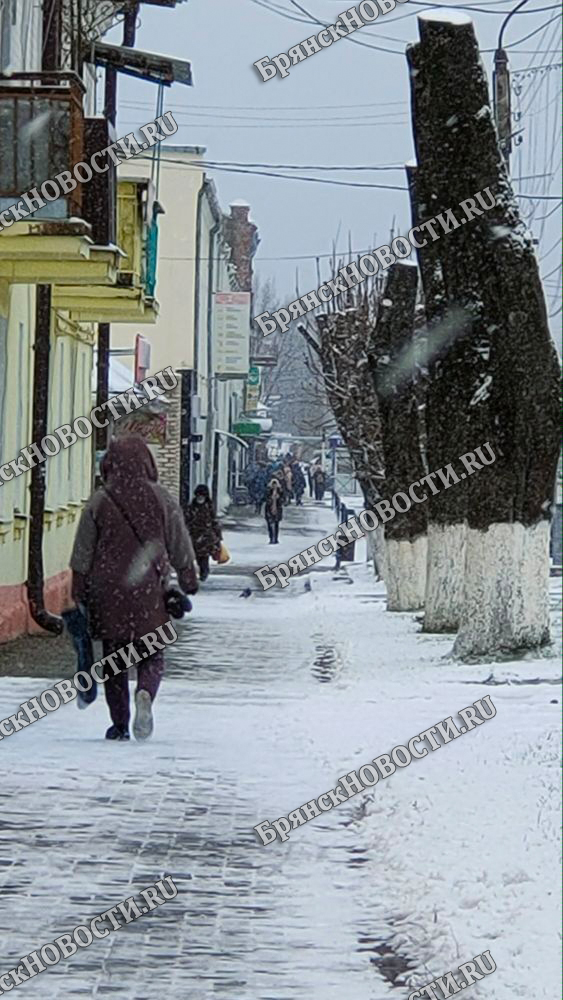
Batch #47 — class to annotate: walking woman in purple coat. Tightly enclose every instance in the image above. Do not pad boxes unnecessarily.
[70,436,198,742]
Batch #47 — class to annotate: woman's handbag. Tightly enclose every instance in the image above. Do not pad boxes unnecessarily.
[62,605,98,707]
[214,542,231,565]
[103,487,192,620]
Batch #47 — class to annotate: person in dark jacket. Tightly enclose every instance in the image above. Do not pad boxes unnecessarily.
[313,464,326,501]
[306,464,314,498]
[265,475,284,543]
[185,484,222,582]
[291,461,306,505]
[70,435,198,742]
[246,462,268,514]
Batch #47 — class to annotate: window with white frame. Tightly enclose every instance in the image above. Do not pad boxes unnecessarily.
[46,337,66,509]
[72,345,90,502]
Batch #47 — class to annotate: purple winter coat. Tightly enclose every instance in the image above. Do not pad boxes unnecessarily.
[70,436,197,641]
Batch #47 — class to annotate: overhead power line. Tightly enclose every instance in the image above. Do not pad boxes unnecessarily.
[120,98,408,111]
[149,157,554,180]
[513,60,562,74]
[121,117,408,129]
[134,154,562,200]
[123,107,410,122]
[160,244,563,265]
[250,0,561,55]
[161,247,373,262]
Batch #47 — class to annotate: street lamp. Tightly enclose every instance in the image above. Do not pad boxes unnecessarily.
[493,0,531,168]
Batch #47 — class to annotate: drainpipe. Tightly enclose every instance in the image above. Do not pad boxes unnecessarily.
[193,181,205,390]
[189,180,206,497]
[211,430,220,509]
[179,369,194,514]
[95,322,110,455]
[26,286,63,635]
[95,6,130,456]
[207,211,220,495]
[26,3,65,634]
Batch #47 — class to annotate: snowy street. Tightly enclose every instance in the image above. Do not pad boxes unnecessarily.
[0,500,560,999]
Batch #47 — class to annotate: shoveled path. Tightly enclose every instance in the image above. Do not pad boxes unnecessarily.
[0,500,395,1000]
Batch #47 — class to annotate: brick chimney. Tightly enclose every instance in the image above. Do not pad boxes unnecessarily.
[223,201,260,292]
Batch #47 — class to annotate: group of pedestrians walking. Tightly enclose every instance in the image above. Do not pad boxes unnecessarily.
[245,454,326,545]
[69,435,224,744]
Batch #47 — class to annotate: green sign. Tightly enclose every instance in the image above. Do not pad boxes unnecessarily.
[247,365,260,387]
[233,421,261,436]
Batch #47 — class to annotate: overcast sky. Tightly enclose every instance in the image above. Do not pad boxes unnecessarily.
[108,0,561,339]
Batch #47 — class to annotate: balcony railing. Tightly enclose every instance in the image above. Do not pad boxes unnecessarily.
[0,71,85,221]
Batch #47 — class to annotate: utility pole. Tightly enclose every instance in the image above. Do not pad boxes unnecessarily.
[493,0,530,170]
[493,46,511,167]
[95,2,139,457]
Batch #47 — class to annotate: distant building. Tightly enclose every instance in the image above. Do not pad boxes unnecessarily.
[112,148,259,514]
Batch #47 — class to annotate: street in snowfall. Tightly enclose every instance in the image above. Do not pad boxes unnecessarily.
[0,501,561,1000]
[0,0,561,999]
[0,501,560,999]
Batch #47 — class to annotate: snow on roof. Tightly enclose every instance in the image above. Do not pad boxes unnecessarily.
[91,355,142,395]
[418,8,472,24]
[108,357,136,395]
[90,354,135,395]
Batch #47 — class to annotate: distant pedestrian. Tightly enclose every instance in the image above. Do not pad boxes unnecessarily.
[282,461,293,503]
[246,462,268,514]
[185,485,222,582]
[313,465,326,501]
[291,461,306,505]
[269,465,289,505]
[307,464,314,497]
[70,435,198,742]
[265,475,283,544]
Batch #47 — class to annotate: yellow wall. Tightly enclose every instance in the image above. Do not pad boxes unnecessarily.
[0,280,96,636]
[0,281,34,586]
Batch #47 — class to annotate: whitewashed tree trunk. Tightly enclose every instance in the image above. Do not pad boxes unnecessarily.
[386,536,428,611]
[408,15,561,658]
[406,166,467,633]
[424,523,466,632]
[370,262,427,612]
[366,525,387,581]
[454,521,550,658]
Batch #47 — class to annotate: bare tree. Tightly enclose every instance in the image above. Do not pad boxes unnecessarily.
[253,276,331,443]
[297,267,387,576]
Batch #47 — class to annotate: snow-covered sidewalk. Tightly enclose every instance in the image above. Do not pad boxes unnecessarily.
[0,500,560,999]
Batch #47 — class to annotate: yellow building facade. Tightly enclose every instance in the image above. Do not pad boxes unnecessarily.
[0,279,96,640]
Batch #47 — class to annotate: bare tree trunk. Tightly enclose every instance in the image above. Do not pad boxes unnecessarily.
[405,164,467,632]
[369,262,428,610]
[410,15,561,658]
